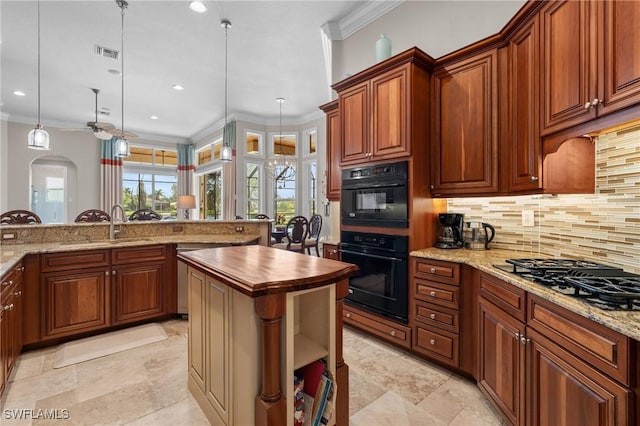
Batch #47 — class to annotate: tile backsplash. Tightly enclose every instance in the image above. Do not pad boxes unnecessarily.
[448,127,640,274]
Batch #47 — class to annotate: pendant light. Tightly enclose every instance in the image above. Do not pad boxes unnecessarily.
[27,0,50,150]
[220,19,233,162]
[114,0,130,158]
[267,97,296,181]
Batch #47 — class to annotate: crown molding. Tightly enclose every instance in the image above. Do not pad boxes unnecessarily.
[334,0,405,41]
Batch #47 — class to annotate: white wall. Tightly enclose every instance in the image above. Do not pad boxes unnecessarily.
[6,122,101,215]
[333,0,526,83]
[0,116,8,212]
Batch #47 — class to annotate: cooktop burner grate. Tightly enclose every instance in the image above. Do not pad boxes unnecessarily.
[497,258,640,311]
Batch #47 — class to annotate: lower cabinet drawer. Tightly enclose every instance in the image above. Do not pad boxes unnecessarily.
[414,279,459,309]
[414,300,459,333]
[413,324,459,367]
[343,305,411,349]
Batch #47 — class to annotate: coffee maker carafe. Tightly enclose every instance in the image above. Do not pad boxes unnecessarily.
[435,213,464,249]
[463,221,496,250]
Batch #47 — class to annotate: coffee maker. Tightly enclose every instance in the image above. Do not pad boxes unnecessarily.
[435,213,464,249]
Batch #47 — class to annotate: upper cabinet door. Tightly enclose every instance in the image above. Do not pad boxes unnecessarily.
[600,0,640,115]
[324,102,341,201]
[506,16,542,192]
[431,50,498,196]
[371,65,408,159]
[339,82,369,165]
[541,0,598,135]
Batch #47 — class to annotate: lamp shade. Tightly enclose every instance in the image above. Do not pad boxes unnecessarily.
[177,195,196,209]
[27,125,50,150]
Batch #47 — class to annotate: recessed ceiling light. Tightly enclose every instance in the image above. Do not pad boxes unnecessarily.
[13,90,26,96]
[108,69,122,75]
[189,1,207,13]
[150,115,159,120]
[172,84,184,91]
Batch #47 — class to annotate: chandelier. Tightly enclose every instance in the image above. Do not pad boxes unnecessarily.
[220,19,232,162]
[114,0,130,158]
[266,97,296,182]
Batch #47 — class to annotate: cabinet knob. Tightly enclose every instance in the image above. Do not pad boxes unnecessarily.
[429,313,436,320]
[348,288,354,294]
[429,184,435,190]
[430,339,436,345]
[20,266,25,272]
[591,98,602,107]
[14,290,22,297]
[2,279,13,287]
[390,330,396,337]
[515,332,521,339]
[331,249,338,254]
[530,176,539,182]
[346,313,351,318]
[584,101,593,110]
[429,291,437,297]
[520,336,530,345]
[4,303,14,311]
[112,270,116,275]
[429,267,436,273]
[105,271,110,276]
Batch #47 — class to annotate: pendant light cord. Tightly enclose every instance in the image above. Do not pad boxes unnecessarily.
[120,2,125,135]
[223,20,229,146]
[36,0,41,125]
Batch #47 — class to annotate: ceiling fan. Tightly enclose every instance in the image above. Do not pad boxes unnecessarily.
[63,88,136,140]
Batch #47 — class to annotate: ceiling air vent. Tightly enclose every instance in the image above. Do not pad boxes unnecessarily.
[94,45,119,60]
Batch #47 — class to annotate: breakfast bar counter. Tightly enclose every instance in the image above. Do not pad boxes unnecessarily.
[178,245,357,426]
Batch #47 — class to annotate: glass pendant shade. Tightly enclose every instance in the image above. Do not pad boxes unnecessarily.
[220,144,232,161]
[115,138,130,158]
[27,125,50,150]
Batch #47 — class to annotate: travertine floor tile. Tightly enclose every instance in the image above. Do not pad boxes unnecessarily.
[124,396,210,426]
[350,391,447,426]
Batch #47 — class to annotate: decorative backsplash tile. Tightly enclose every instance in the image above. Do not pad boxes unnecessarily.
[448,128,640,273]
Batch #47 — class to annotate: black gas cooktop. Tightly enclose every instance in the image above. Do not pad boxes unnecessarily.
[494,258,640,310]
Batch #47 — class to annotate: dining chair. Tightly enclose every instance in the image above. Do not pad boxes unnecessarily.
[128,208,162,221]
[74,209,111,223]
[255,213,270,219]
[0,209,42,225]
[305,214,323,256]
[272,215,309,253]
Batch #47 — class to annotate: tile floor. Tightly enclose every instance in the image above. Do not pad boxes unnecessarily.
[1,319,504,425]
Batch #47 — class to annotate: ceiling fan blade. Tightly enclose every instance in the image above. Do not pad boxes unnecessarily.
[60,127,91,132]
[87,121,116,131]
[110,129,138,139]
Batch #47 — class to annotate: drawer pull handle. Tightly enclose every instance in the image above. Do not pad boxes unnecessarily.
[430,339,436,345]
[390,330,396,337]
[348,288,354,294]
[429,313,436,320]
[346,313,351,318]
[429,267,436,273]
[429,291,437,297]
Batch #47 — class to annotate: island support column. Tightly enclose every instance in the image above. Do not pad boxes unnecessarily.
[335,279,349,425]
[255,293,286,426]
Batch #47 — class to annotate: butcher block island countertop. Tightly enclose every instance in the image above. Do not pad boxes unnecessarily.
[178,245,357,426]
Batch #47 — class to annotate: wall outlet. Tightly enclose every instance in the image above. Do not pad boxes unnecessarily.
[235,226,244,233]
[522,210,535,227]
[2,232,16,240]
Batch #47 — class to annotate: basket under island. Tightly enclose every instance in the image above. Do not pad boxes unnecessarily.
[177,245,358,426]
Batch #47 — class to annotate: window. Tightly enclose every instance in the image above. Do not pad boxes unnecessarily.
[197,146,212,165]
[245,131,264,156]
[126,146,177,166]
[246,163,261,218]
[303,128,317,156]
[197,138,223,166]
[199,170,223,220]
[273,164,296,225]
[272,133,296,156]
[122,172,177,217]
[308,162,317,215]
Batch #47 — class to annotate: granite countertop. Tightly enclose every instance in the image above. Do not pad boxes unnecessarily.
[410,247,640,341]
[178,245,358,297]
[0,234,260,277]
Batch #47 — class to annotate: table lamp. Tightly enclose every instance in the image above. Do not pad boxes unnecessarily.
[177,195,196,220]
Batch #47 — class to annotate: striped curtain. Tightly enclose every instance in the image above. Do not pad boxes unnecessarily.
[222,122,236,219]
[100,138,123,214]
[177,144,196,215]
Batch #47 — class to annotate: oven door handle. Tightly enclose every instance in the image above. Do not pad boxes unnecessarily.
[342,182,402,190]
[340,249,405,262]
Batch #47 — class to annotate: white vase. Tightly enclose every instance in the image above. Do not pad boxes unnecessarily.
[376,33,392,62]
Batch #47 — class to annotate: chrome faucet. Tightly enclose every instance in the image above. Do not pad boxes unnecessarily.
[110,204,127,240]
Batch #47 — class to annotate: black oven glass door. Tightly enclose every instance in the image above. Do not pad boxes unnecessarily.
[342,184,408,227]
[340,248,408,323]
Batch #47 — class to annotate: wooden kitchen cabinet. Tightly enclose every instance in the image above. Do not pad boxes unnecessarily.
[322,243,340,261]
[478,273,635,426]
[319,100,341,201]
[112,244,168,325]
[501,16,542,193]
[431,49,498,196]
[333,48,432,166]
[541,0,640,135]
[40,250,111,339]
[1,262,24,398]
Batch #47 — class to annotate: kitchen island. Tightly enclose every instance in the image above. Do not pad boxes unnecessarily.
[177,245,357,426]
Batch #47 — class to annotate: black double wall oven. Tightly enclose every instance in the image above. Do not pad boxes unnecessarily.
[340,161,410,323]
